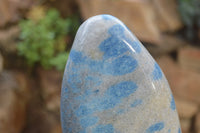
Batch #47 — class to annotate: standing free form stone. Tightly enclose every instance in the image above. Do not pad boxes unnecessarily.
[61,15,181,133]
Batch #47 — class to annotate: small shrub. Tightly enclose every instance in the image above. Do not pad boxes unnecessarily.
[18,8,79,71]
[178,0,200,40]
[49,52,69,71]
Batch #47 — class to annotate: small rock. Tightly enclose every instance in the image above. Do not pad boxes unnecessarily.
[175,97,198,119]
[178,46,200,73]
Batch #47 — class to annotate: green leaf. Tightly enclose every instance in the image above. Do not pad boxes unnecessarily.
[49,52,69,71]
[17,8,80,69]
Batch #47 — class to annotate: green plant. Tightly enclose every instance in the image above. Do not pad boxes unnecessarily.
[18,8,79,71]
[49,52,69,71]
[178,0,200,40]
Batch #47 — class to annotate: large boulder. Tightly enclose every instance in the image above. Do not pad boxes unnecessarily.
[76,0,183,44]
[152,0,182,32]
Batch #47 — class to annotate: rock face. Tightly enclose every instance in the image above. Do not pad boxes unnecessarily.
[0,0,33,27]
[175,98,198,119]
[0,53,3,73]
[76,0,183,44]
[77,0,160,44]
[61,15,181,133]
[157,56,200,104]
[0,71,28,133]
[0,26,20,53]
[37,67,62,112]
[178,46,200,72]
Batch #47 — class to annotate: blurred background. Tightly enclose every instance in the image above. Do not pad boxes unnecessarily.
[0,0,200,133]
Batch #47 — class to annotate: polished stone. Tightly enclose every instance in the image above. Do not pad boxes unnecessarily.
[61,14,181,133]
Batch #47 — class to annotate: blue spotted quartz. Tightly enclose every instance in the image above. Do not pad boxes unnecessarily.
[61,15,181,133]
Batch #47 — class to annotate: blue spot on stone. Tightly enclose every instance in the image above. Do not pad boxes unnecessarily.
[62,87,69,99]
[178,128,181,133]
[108,24,125,37]
[74,95,85,102]
[102,15,115,20]
[131,99,142,108]
[152,63,163,80]
[100,96,119,110]
[70,50,85,64]
[101,81,137,109]
[104,55,138,75]
[80,116,99,128]
[99,24,141,59]
[93,124,114,133]
[117,109,125,114]
[75,100,97,117]
[79,130,86,133]
[168,129,171,132]
[146,122,164,133]
[88,60,103,72]
[170,94,176,110]
[76,105,93,117]
[75,81,138,117]
[63,87,68,93]
[99,37,130,59]
[85,76,102,87]
[94,89,99,93]
[107,81,137,99]
[68,128,72,132]
[67,74,82,94]
[70,49,138,76]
